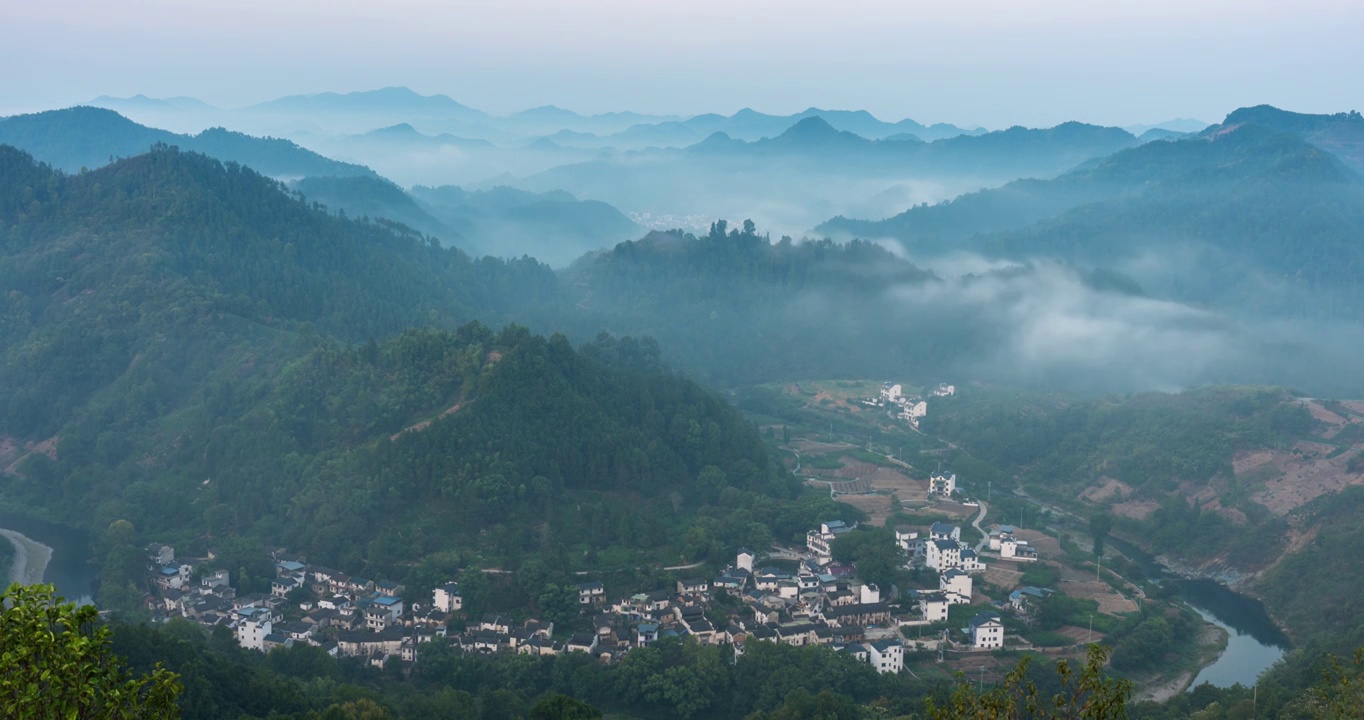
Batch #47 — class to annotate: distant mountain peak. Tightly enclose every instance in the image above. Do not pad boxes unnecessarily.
[776,116,854,143]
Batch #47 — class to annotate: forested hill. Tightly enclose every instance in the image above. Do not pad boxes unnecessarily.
[560,222,970,385]
[0,144,555,438]
[19,323,805,586]
[0,106,375,177]
[0,145,836,610]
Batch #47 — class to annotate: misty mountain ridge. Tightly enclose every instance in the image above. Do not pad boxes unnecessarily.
[515,117,1140,233]
[819,120,1364,328]
[0,106,375,178]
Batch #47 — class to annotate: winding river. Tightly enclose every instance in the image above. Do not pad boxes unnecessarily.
[1108,537,1290,689]
[0,511,98,605]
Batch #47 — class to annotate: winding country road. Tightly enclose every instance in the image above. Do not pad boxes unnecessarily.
[971,501,992,550]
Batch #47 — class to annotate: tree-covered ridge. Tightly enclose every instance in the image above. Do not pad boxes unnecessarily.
[0,106,376,177]
[177,324,801,569]
[560,221,957,385]
[0,145,556,437]
[1217,104,1364,172]
[291,174,461,244]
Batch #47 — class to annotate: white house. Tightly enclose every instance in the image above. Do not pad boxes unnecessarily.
[929,473,957,498]
[880,383,903,403]
[929,523,961,542]
[926,539,962,572]
[236,607,273,651]
[433,582,463,613]
[902,401,928,420]
[737,547,756,572]
[969,612,1004,649]
[201,569,230,589]
[1009,586,1055,611]
[914,590,951,622]
[933,384,956,397]
[894,527,920,554]
[807,521,852,563]
[999,536,1037,562]
[576,581,606,605]
[959,548,987,573]
[859,583,881,604]
[865,639,904,674]
[939,569,972,604]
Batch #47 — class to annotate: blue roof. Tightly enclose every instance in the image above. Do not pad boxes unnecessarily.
[374,596,401,606]
[277,561,305,572]
[158,566,179,576]
[637,623,658,632]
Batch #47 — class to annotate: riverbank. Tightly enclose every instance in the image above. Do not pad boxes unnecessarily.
[1132,620,1229,703]
[1,527,54,586]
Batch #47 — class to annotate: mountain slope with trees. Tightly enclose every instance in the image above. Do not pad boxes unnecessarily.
[0,145,844,612]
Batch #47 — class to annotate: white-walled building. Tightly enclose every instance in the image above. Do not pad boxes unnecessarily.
[894,527,920,554]
[236,607,273,651]
[926,539,962,572]
[929,473,957,498]
[939,569,972,604]
[433,582,463,612]
[914,590,951,622]
[865,640,904,674]
[929,523,961,543]
[969,612,1004,649]
[959,549,987,573]
[859,583,881,604]
[737,548,755,572]
[807,521,852,564]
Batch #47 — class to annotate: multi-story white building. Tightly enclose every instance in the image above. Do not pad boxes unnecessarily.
[929,523,960,542]
[926,538,962,571]
[913,590,951,622]
[929,473,957,498]
[433,582,463,612]
[969,612,1004,649]
[236,607,273,651]
[865,639,904,674]
[894,526,920,554]
[806,521,852,563]
[939,569,972,604]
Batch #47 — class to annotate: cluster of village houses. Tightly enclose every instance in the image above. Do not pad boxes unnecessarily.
[140,509,1051,674]
[861,383,954,428]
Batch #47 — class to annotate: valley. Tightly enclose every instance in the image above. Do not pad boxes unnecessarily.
[3,41,1364,716]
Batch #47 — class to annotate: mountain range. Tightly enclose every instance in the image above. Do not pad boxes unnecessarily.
[818,115,1364,323]
[0,106,373,178]
[86,86,983,147]
[515,117,1142,234]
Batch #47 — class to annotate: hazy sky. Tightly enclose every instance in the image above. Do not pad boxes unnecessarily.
[4,0,1361,127]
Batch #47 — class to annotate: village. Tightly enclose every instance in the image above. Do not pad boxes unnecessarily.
[138,469,1083,678]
